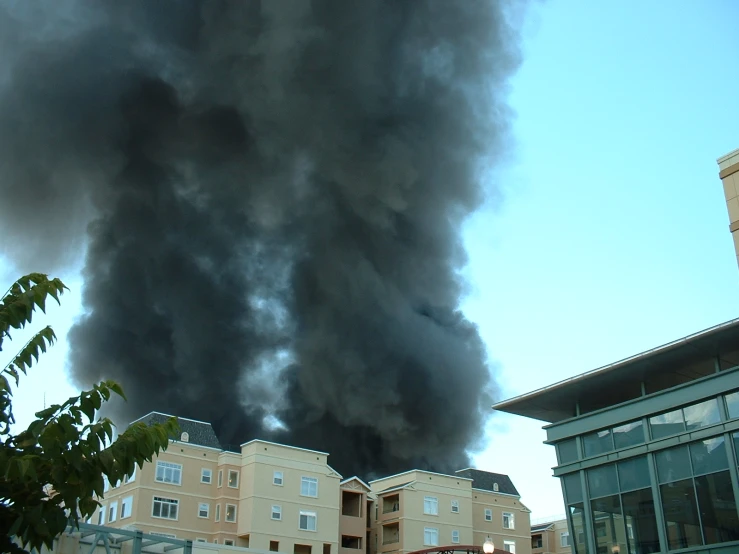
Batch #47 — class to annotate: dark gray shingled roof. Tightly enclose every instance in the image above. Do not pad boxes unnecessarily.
[531,523,555,532]
[130,412,222,450]
[455,468,520,496]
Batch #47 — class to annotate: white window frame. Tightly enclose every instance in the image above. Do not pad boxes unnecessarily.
[103,476,110,493]
[423,496,439,515]
[121,496,133,519]
[124,465,136,484]
[423,527,439,546]
[503,540,516,553]
[273,470,284,486]
[201,468,212,484]
[155,461,183,486]
[198,502,210,519]
[451,499,459,513]
[272,505,282,520]
[224,540,235,546]
[218,469,223,487]
[301,476,318,497]
[215,504,221,522]
[493,483,499,492]
[484,508,492,521]
[228,469,239,488]
[299,510,317,531]
[502,511,514,529]
[152,532,177,539]
[152,496,179,520]
[109,501,118,523]
[451,530,460,544]
[225,503,237,523]
[98,505,106,525]
[560,532,570,547]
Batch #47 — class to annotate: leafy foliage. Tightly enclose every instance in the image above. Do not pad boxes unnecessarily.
[0,274,179,553]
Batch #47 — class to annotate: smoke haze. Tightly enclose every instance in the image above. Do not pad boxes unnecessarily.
[0,0,525,476]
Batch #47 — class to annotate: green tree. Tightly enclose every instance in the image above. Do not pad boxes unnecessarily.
[0,273,179,553]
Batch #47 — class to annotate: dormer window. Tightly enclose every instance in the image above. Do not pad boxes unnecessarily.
[493,482,499,492]
[181,432,189,442]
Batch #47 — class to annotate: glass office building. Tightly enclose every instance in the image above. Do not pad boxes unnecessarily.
[493,318,739,553]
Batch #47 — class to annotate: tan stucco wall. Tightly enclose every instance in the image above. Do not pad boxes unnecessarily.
[471,490,531,554]
[719,148,739,268]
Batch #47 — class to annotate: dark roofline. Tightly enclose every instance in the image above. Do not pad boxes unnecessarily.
[492,317,739,423]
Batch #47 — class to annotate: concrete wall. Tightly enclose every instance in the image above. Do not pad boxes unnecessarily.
[719,147,739,267]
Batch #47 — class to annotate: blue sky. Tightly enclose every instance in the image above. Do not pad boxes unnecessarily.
[2,0,739,521]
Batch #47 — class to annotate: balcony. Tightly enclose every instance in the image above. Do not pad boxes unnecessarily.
[382,522,399,546]
[382,494,400,515]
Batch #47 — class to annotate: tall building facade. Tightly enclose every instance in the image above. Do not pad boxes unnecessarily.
[493,319,739,553]
[719,147,739,266]
[95,412,529,554]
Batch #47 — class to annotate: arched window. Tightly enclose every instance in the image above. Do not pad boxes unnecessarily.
[181,431,190,442]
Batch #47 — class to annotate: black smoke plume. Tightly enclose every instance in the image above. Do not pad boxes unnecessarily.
[0,1,524,477]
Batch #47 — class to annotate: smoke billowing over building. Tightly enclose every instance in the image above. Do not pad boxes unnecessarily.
[0,1,527,477]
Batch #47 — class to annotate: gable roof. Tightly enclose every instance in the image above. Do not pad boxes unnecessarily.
[531,523,554,532]
[130,412,222,450]
[455,468,519,497]
[377,481,415,494]
[340,476,372,492]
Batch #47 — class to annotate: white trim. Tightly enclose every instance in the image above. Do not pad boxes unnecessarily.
[377,482,416,495]
[198,502,210,519]
[152,496,179,521]
[369,468,473,484]
[326,464,344,479]
[340,476,372,491]
[273,470,284,486]
[201,468,213,484]
[298,510,317,532]
[240,438,329,456]
[225,503,237,523]
[227,469,240,488]
[271,504,282,520]
[155,460,183,486]
[129,412,213,426]
[301,476,319,497]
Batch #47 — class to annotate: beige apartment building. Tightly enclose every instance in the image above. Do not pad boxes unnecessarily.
[94,412,528,554]
[530,519,570,554]
[370,468,531,554]
[719,147,739,266]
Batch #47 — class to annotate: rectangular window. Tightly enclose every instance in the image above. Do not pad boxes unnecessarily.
[621,488,660,553]
[695,470,739,543]
[124,465,136,484]
[103,476,110,493]
[301,476,318,497]
[612,420,644,449]
[451,530,460,544]
[656,445,692,484]
[450,500,459,513]
[98,505,106,525]
[152,497,179,520]
[683,398,721,431]
[560,532,570,547]
[228,469,239,488]
[726,390,739,419]
[423,496,438,515]
[196,539,207,543]
[272,505,282,520]
[587,464,619,498]
[218,470,223,487]
[649,408,685,439]
[617,456,650,492]
[198,502,210,518]
[583,428,613,457]
[224,540,235,546]
[109,501,118,523]
[689,436,729,475]
[556,438,579,464]
[215,504,221,522]
[201,468,212,484]
[660,478,702,549]
[502,512,514,529]
[155,461,183,485]
[225,504,237,523]
[423,528,439,546]
[503,541,515,553]
[484,508,492,521]
[121,496,133,519]
[270,541,279,552]
[299,510,317,531]
[273,470,284,486]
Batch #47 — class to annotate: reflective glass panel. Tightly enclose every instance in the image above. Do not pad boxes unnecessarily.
[583,429,613,457]
[590,494,627,554]
[734,432,739,464]
[557,438,579,464]
[587,464,618,498]
[689,436,728,476]
[649,408,685,440]
[621,488,660,553]
[617,456,650,492]
[726,390,739,419]
[568,503,589,554]
[563,473,583,504]
[613,420,644,449]
[683,398,721,431]
[656,445,691,484]
[695,471,739,544]
[660,478,702,550]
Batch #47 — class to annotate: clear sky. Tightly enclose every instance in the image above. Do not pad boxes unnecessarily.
[2,0,739,522]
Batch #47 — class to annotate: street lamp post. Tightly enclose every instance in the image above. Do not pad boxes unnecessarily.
[483,537,495,554]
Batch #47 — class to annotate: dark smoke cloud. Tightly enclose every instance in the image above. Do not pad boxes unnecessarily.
[0,0,524,477]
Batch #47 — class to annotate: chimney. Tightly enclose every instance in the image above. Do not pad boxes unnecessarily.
[718,148,739,268]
